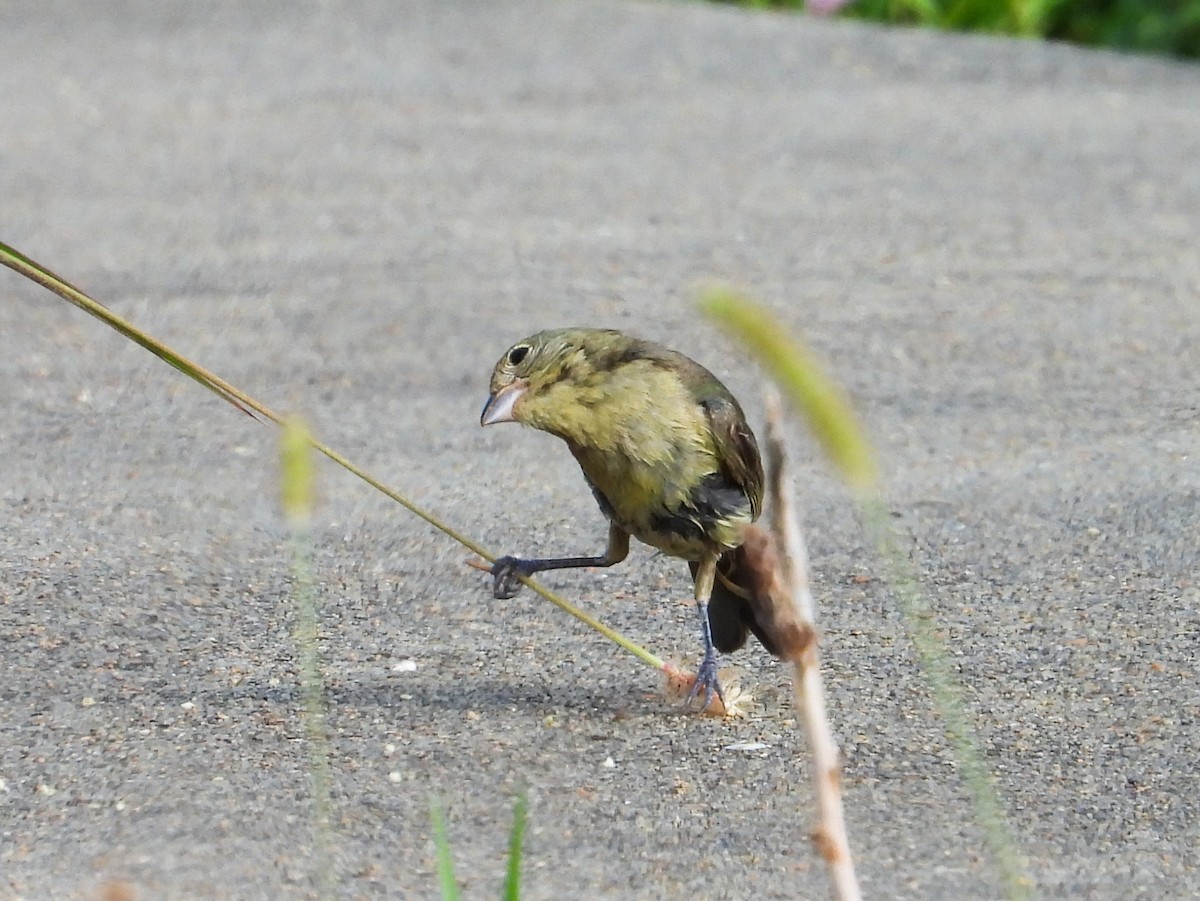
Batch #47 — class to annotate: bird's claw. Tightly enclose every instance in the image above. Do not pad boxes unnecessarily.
[490,556,533,599]
[687,649,725,711]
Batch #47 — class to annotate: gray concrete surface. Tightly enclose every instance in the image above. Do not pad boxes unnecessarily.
[2,1,1198,898]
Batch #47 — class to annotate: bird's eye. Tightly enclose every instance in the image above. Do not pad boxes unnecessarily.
[507,344,530,367]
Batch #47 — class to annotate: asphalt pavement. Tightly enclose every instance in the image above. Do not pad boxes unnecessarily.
[2,1,1198,898]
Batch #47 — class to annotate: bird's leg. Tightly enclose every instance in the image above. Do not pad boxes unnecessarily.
[688,552,725,710]
[491,525,630,599]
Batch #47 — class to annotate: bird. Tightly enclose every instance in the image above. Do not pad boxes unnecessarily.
[479,327,775,708]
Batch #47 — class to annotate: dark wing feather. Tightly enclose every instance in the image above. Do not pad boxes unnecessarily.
[690,548,782,656]
[699,392,764,520]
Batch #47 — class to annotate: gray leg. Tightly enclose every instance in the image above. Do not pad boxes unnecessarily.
[491,524,630,599]
[688,552,725,709]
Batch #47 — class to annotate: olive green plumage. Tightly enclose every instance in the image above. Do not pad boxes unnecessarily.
[481,327,776,684]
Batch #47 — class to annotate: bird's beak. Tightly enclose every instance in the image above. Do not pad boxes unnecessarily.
[480,380,528,426]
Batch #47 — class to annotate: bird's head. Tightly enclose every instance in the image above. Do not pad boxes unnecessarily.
[480,328,618,428]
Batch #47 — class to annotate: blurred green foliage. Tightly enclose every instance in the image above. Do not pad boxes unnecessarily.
[725,0,1200,58]
[839,0,1056,37]
[1043,0,1200,57]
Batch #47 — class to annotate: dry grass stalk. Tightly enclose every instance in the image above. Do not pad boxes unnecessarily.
[742,390,861,900]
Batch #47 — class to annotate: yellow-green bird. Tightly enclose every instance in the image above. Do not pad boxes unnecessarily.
[480,327,776,707]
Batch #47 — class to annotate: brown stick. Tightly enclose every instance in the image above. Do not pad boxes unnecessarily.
[761,389,862,901]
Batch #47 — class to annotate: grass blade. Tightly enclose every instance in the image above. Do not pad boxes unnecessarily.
[502,793,529,901]
[430,803,461,901]
[280,419,336,899]
[701,287,878,496]
[704,290,1034,898]
[1,240,269,420]
[1,241,668,679]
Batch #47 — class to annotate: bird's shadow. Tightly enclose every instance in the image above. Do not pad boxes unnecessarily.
[95,666,674,721]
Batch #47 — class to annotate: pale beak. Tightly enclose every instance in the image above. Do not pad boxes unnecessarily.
[480,380,528,426]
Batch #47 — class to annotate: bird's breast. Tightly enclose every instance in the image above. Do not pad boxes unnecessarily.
[570,444,752,561]
[527,356,755,558]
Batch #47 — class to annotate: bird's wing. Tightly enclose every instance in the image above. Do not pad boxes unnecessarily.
[701,393,765,520]
[623,339,765,521]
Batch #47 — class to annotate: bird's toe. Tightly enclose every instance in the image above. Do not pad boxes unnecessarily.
[687,651,725,711]
[490,556,529,599]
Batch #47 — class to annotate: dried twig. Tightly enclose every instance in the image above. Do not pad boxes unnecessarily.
[744,389,861,900]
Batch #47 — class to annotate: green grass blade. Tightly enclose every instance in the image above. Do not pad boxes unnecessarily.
[861,498,1034,899]
[281,418,318,528]
[280,418,336,899]
[502,793,529,901]
[701,288,879,496]
[704,291,1034,898]
[430,803,461,901]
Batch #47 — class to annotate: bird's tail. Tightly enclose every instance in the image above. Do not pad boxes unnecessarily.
[690,542,781,657]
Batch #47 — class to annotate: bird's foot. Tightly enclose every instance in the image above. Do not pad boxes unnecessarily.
[490,556,535,599]
[686,648,726,712]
